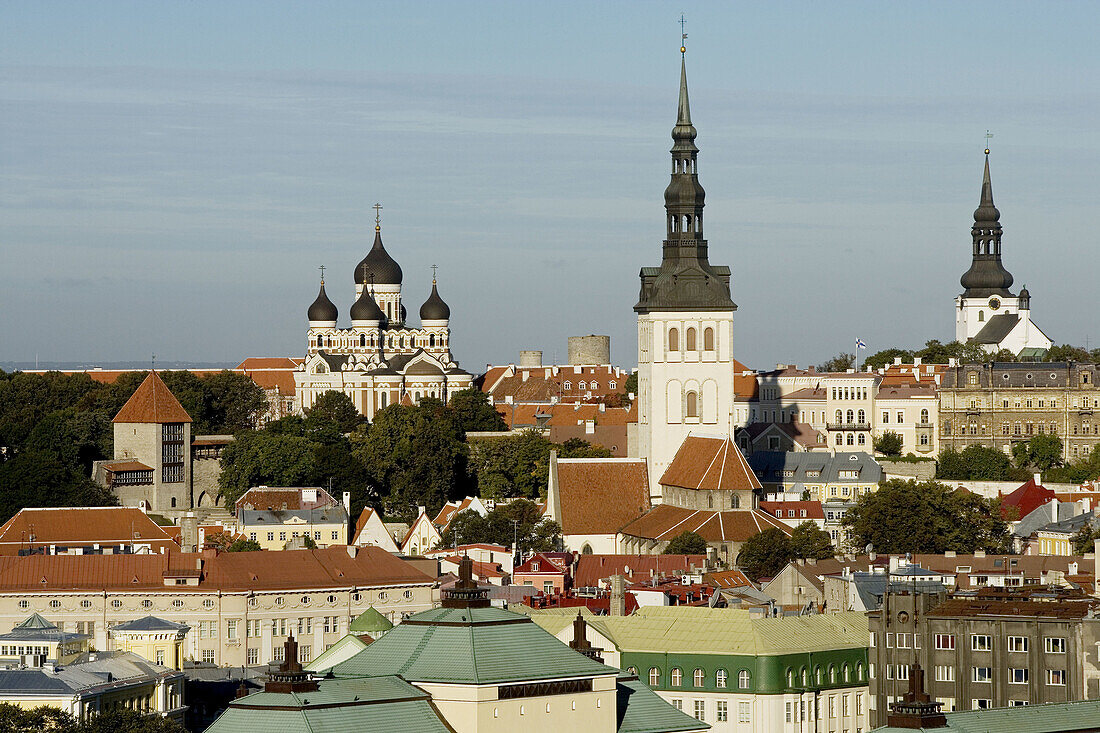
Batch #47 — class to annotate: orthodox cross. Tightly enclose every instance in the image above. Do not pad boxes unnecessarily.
[372,202,383,228]
[680,14,687,53]
[151,353,156,372]
[431,264,438,283]
[318,264,326,284]
[985,130,993,155]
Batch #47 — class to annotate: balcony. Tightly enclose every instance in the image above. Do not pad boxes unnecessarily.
[916,422,934,429]
[826,422,871,431]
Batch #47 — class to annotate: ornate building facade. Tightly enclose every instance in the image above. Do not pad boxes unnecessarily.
[635,51,738,485]
[955,152,1051,356]
[294,218,473,419]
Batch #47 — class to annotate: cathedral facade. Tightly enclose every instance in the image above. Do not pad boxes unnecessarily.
[634,52,739,486]
[293,220,473,419]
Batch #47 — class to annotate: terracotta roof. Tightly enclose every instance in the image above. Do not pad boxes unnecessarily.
[440,556,505,578]
[0,507,178,553]
[619,505,791,543]
[112,371,192,424]
[759,501,826,520]
[1001,477,1056,519]
[514,552,569,574]
[352,507,376,543]
[702,569,755,589]
[234,487,337,512]
[573,554,706,587]
[928,595,1100,620]
[191,437,233,446]
[555,459,650,535]
[659,434,762,492]
[432,498,476,530]
[0,546,434,593]
[733,359,758,400]
[235,357,302,370]
[101,461,153,472]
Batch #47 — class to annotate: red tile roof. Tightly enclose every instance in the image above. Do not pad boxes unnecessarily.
[618,505,791,543]
[573,554,707,587]
[101,461,153,472]
[1000,477,1056,520]
[659,434,762,492]
[555,459,650,535]
[112,371,192,424]
[703,569,755,589]
[0,507,178,554]
[759,501,826,520]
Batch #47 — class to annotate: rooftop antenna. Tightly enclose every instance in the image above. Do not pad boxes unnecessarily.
[679,14,687,55]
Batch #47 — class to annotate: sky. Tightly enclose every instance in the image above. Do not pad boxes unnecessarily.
[2,1,1099,372]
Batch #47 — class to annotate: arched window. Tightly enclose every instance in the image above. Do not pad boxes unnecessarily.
[668,327,679,351]
[579,381,587,390]
[858,434,866,445]
[686,391,698,418]
[835,409,842,423]
[920,408,929,423]
[856,663,864,681]
[563,381,571,390]
[581,544,593,555]
[707,494,713,509]
[835,433,843,446]
[316,335,323,347]
[801,667,808,686]
[829,665,836,683]
[649,667,661,687]
[846,409,854,424]
[786,669,794,688]
[379,392,387,408]
[731,495,740,509]
[670,668,683,686]
[609,381,616,389]
[978,310,985,322]
[590,382,599,390]
[847,433,855,445]
[429,334,435,347]
[716,669,728,688]
[693,668,705,687]
[704,327,714,350]
[815,666,823,684]
[738,670,751,689]
[857,409,865,423]
[359,334,366,347]
[843,664,850,682]
[686,328,697,351]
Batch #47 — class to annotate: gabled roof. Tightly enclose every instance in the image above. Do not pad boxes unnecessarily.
[112,615,189,632]
[660,434,761,492]
[0,507,179,554]
[112,371,192,424]
[1000,477,1056,520]
[556,459,650,535]
[971,312,1020,344]
[619,505,791,544]
[574,554,707,587]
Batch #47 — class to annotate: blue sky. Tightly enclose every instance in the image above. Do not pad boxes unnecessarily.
[2,2,1098,370]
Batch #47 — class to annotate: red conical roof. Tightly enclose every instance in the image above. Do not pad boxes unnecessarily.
[112,372,192,424]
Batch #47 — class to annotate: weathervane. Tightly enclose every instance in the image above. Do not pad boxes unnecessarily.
[985,130,993,155]
[679,14,687,54]
[372,202,383,230]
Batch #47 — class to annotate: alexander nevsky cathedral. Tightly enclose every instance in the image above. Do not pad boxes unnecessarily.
[293,215,474,419]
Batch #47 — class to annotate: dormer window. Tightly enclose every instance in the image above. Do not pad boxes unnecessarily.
[531,562,540,572]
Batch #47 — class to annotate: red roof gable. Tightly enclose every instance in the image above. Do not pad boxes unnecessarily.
[1001,477,1056,520]
[659,435,762,492]
[112,371,192,424]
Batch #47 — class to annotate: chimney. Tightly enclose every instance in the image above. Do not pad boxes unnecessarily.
[609,575,626,616]
[974,549,986,558]
[1034,473,1043,487]
[913,357,922,367]
[180,513,199,553]
[342,492,351,516]
[894,357,903,365]
[347,545,358,558]
[889,556,901,573]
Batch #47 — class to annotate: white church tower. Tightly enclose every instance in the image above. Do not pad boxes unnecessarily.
[635,47,738,487]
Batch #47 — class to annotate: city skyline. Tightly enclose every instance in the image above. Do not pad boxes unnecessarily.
[3,2,1098,370]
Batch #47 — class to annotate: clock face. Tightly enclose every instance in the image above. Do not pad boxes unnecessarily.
[989,298,1001,311]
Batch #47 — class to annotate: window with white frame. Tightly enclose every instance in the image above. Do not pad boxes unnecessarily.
[716,701,727,722]
[1008,636,1028,653]
[972,667,992,683]
[1010,668,1029,684]
[738,702,750,723]
[738,669,750,689]
[1045,637,1066,654]
[1047,669,1066,686]
[971,634,992,651]
[935,665,955,682]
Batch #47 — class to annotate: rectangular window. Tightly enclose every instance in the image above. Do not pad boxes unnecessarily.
[693,700,705,721]
[155,649,165,665]
[273,645,284,662]
[299,644,311,663]
[247,647,258,665]
[1008,636,1029,652]
[896,665,909,681]
[1010,668,1029,684]
[226,619,238,640]
[201,649,215,664]
[672,700,682,711]
[717,701,727,722]
[843,695,850,716]
[886,633,894,648]
[972,667,992,683]
[935,634,955,650]
[1010,700,1029,707]
[785,702,792,723]
[897,633,910,649]
[1047,669,1066,686]
[971,634,992,651]
[869,632,876,648]
[267,532,274,541]
[856,694,864,716]
[973,699,992,710]
[882,411,889,423]
[935,665,955,682]
[738,702,750,723]
[331,531,339,540]
[829,696,835,718]
[1045,637,1066,654]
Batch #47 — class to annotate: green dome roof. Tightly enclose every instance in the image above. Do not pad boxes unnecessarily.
[350,606,393,634]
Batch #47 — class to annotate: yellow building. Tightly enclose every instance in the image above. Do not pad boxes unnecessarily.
[0,613,90,665]
[110,616,190,670]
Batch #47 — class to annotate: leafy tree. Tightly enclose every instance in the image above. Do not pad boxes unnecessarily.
[789,521,835,559]
[842,479,1010,554]
[447,388,507,433]
[217,432,318,506]
[0,371,103,448]
[0,451,117,523]
[23,408,112,473]
[310,440,374,515]
[305,390,365,434]
[622,372,638,405]
[863,348,915,371]
[77,708,186,733]
[663,530,708,555]
[198,370,268,433]
[1046,445,1100,484]
[299,535,318,549]
[227,537,262,552]
[736,528,792,580]
[0,702,78,732]
[818,353,855,372]
[873,430,904,457]
[468,431,610,501]
[935,444,1016,481]
[439,500,561,553]
[1071,522,1100,556]
[355,400,468,518]
[1046,344,1094,363]
[1011,433,1063,470]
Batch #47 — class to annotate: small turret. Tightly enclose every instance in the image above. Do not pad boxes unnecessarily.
[419,278,451,323]
[350,286,385,327]
[307,278,338,327]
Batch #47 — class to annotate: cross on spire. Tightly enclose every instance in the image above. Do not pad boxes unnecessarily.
[431,264,438,284]
[151,353,156,372]
[372,202,382,230]
[679,14,687,54]
[985,130,993,155]
[318,264,326,284]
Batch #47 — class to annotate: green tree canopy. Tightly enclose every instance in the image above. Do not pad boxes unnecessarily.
[305,390,365,434]
[468,431,610,501]
[818,353,855,372]
[439,499,561,553]
[789,521,835,559]
[663,530,708,555]
[842,479,1010,554]
[23,408,113,473]
[447,388,507,433]
[736,528,792,580]
[0,451,118,523]
[217,432,319,506]
[873,430,904,457]
[863,348,915,371]
[935,444,1018,481]
[1011,433,1063,471]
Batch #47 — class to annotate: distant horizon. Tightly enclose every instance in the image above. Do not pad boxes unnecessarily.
[3,3,1098,371]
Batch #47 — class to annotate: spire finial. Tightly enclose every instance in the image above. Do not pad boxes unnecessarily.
[372,202,382,231]
[151,353,156,372]
[431,264,438,284]
[318,264,326,285]
[679,14,687,55]
[985,130,993,156]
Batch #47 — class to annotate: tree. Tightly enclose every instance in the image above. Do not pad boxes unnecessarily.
[1071,522,1100,556]
[305,390,365,434]
[468,431,609,501]
[863,348,915,371]
[0,451,117,523]
[818,353,855,372]
[842,479,1010,554]
[873,431,904,457]
[789,521,835,559]
[663,530,708,555]
[447,388,507,433]
[77,708,186,733]
[198,370,268,433]
[227,537,262,552]
[736,528,792,580]
[622,372,638,405]
[23,408,112,473]
[935,444,1016,480]
[217,432,319,506]
[0,703,78,733]
[1047,344,1093,363]
[1011,433,1063,470]
[439,500,561,553]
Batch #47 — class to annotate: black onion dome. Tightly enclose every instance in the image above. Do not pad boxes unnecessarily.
[354,229,403,286]
[419,281,451,321]
[350,288,385,322]
[307,283,338,322]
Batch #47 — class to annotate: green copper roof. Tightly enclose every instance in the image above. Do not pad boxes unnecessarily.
[14,613,57,631]
[350,606,393,634]
[304,634,370,675]
[529,607,868,657]
[617,675,708,733]
[874,699,1100,733]
[332,605,614,685]
[204,676,452,733]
